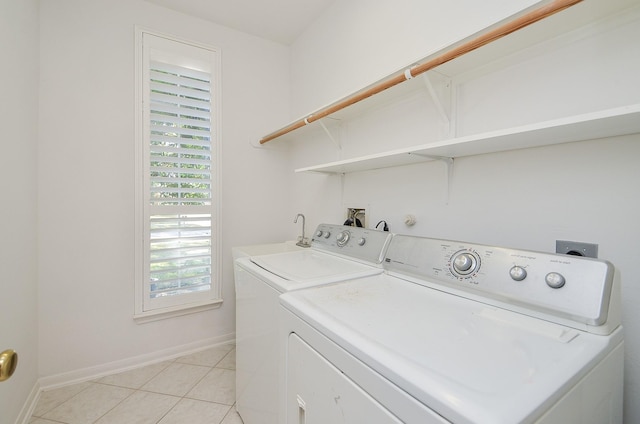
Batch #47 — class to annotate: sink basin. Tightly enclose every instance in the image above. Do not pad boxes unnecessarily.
[232,242,303,260]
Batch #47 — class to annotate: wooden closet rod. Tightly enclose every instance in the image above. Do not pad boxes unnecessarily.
[260,0,582,144]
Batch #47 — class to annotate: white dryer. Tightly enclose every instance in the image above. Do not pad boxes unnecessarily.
[280,234,624,423]
[234,223,392,424]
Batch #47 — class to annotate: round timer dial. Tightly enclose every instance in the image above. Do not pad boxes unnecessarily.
[450,250,481,278]
[336,231,351,247]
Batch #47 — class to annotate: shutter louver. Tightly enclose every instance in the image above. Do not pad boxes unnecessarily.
[149,61,212,207]
[149,214,211,299]
[147,59,214,303]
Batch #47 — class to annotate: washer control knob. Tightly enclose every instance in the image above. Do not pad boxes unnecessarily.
[453,253,475,273]
[315,230,323,238]
[323,231,331,239]
[545,272,566,289]
[357,238,366,246]
[509,266,527,281]
[450,250,480,278]
[336,231,350,247]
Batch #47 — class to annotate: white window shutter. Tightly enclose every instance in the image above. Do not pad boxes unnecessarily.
[136,31,221,317]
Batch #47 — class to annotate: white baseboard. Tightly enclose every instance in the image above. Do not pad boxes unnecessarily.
[38,332,235,391]
[15,381,41,424]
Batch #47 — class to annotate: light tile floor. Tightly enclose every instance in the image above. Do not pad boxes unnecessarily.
[29,343,243,424]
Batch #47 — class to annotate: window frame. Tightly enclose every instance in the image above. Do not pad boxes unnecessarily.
[134,27,222,323]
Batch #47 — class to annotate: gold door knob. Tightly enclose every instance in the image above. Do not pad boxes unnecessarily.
[0,349,18,382]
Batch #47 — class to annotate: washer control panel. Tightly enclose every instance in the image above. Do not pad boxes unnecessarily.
[384,234,614,328]
[311,224,392,264]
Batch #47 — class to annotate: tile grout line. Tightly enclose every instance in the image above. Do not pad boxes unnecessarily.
[88,357,178,424]
[89,383,138,424]
[149,361,235,424]
[33,382,94,421]
[31,344,237,424]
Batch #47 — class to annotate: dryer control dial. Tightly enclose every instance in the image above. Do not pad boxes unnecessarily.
[450,250,481,278]
[336,231,351,247]
[357,237,366,246]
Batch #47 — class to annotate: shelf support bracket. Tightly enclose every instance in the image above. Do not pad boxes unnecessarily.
[412,154,454,204]
[318,119,342,150]
[422,73,451,136]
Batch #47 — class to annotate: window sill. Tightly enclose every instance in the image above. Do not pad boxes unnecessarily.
[134,298,223,324]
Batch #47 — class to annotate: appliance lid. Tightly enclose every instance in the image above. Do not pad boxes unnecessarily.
[280,274,622,424]
[250,249,382,285]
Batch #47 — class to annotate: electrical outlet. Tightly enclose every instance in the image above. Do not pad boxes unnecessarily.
[346,208,366,227]
[556,240,598,258]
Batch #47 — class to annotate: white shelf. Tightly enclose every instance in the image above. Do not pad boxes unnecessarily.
[295,104,640,174]
[262,0,638,145]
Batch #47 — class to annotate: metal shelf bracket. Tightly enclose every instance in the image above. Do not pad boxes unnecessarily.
[422,73,452,137]
[411,154,454,204]
[318,118,342,150]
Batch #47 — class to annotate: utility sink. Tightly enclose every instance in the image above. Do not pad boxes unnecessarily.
[232,242,303,261]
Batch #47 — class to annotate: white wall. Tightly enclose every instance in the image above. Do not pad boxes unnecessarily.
[37,0,292,382]
[0,1,40,423]
[290,0,539,118]
[289,0,640,422]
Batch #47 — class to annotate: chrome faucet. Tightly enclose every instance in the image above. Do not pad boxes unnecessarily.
[294,214,311,248]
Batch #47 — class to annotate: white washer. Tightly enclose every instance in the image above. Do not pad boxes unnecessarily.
[280,234,624,424]
[234,223,392,424]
